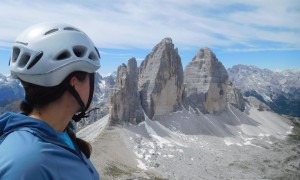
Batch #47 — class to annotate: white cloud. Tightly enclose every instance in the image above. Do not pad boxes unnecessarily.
[224,47,300,52]
[0,0,299,52]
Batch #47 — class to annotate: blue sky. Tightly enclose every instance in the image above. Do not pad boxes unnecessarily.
[0,0,299,76]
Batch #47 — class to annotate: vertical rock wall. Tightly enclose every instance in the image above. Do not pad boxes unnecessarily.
[183,47,229,114]
[138,38,183,119]
[109,58,144,125]
[227,82,245,112]
[109,39,242,124]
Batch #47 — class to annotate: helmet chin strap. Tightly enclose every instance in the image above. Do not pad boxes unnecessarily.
[67,73,95,122]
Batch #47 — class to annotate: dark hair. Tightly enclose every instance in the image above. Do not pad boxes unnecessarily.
[20,71,92,158]
[20,71,87,113]
[67,126,92,158]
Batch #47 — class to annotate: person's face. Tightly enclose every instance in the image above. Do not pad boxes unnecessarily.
[75,74,90,106]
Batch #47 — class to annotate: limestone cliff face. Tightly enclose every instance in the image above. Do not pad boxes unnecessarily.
[110,40,232,123]
[109,58,144,125]
[127,58,144,124]
[227,82,245,112]
[138,38,183,119]
[183,47,229,114]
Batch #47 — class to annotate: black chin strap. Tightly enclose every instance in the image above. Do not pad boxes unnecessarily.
[67,73,96,122]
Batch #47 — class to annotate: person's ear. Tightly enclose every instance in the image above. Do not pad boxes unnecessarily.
[69,76,78,87]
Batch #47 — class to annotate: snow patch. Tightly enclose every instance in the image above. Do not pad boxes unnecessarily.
[286,126,294,134]
[136,159,147,170]
[224,140,237,146]
[243,141,262,148]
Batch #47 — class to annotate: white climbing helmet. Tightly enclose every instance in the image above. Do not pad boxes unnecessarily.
[9,22,101,87]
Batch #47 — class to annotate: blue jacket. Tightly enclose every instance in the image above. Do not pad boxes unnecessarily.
[0,112,100,180]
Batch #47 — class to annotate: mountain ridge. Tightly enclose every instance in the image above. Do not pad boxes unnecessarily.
[1,64,299,119]
[228,64,300,117]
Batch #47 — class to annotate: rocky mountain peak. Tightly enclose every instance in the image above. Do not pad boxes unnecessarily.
[161,37,173,44]
[139,38,183,119]
[183,48,229,114]
[109,58,144,125]
[107,39,244,123]
[115,63,128,88]
[193,47,216,63]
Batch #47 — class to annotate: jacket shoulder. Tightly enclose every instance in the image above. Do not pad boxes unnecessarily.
[0,130,59,179]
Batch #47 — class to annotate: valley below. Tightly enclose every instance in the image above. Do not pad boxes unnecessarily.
[79,104,300,179]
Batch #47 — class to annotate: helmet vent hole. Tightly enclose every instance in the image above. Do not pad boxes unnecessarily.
[12,47,20,62]
[44,28,59,35]
[18,53,31,68]
[56,50,71,60]
[88,52,98,61]
[94,47,101,59]
[64,27,80,32]
[27,51,43,69]
[73,45,87,58]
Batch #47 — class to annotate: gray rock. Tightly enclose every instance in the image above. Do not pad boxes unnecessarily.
[183,47,229,114]
[244,96,271,111]
[109,63,128,125]
[127,58,145,124]
[138,38,183,119]
[109,58,144,125]
[227,82,245,112]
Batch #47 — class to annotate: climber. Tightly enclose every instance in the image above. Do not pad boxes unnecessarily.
[0,22,101,179]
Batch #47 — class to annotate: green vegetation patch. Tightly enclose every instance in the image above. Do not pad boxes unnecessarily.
[104,162,167,179]
[288,123,300,142]
[104,163,132,177]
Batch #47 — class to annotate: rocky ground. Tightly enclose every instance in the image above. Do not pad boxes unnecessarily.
[89,126,164,180]
[81,105,300,179]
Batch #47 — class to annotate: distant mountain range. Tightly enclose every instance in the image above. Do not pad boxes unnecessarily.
[1,64,299,118]
[0,74,24,113]
[228,65,300,117]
